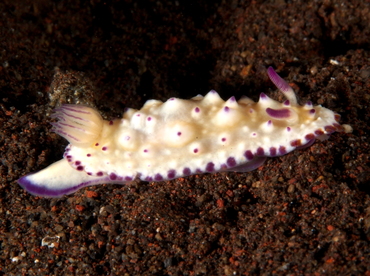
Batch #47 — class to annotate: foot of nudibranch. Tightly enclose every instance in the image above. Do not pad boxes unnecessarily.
[226,157,267,172]
[17,159,112,197]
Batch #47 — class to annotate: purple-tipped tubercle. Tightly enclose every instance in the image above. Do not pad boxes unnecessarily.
[305,101,313,107]
[228,96,236,102]
[259,93,268,100]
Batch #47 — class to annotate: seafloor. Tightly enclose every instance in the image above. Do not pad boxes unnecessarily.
[1,1,369,275]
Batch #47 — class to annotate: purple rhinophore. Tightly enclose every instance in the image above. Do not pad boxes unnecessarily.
[244,150,254,160]
[183,167,191,176]
[154,174,163,181]
[206,162,215,172]
[266,107,291,119]
[267,67,290,94]
[226,157,236,167]
[167,170,176,179]
[256,147,264,156]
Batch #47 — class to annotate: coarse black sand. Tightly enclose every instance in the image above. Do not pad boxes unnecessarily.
[1,1,369,275]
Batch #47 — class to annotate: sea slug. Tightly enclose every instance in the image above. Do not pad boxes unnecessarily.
[18,67,349,197]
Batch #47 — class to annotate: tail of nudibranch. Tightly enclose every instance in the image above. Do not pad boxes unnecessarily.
[51,104,104,146]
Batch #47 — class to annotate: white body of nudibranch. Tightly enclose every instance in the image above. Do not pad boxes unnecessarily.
[18,67,348,197]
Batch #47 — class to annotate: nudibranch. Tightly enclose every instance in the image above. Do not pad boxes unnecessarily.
[18,67,349,197]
